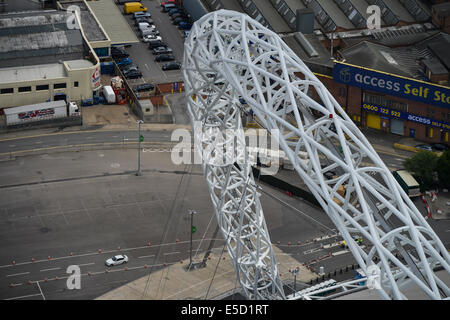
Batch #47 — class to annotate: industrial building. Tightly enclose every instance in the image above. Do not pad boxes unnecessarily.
[191,0,450,144]
[0,8,101,127]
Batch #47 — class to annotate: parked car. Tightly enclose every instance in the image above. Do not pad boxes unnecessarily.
[415,144,433,151]
[124,70,142,79]
[431,143,449,151]
[105,255,129,267]
[135,17,153,26]
[142,34,162,43]
[178,22,192,30]
[133,83,155,92]
[116,57,132,67]
[162,62,181,71]
[111,47,129,59]
[171,12,187,20]
[152,46,173,55]
[133,11,151,19]
[173,17,188,25]
[160,0,176,6]
[141,27,160,37]
[155,54,175,62]
[121,64,139,73]
[162,4,177,12]
[168,8,183,16]
[148,40,166,49]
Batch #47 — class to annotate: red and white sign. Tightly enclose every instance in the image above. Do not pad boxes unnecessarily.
[91,66,101,89]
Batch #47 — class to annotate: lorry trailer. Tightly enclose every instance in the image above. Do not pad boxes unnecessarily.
[4,101,79,126]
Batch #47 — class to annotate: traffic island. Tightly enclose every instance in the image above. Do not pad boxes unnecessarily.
[96,246,317,300]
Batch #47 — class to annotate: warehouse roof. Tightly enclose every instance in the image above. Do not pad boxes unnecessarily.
[0,10,87,68]
[57,1,108,42]
[338,41,433,80]
[0,63,67,84]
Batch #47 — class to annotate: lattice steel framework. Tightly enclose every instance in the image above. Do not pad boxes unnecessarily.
[182,10,450,300]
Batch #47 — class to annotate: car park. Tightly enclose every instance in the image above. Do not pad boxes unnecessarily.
[133,83,155,92]
[124,70,142,79]
[155,54,175,62]
[105,255,129,267]
[152,46,173,55]
[162,62,181,70]
[415,144,433,151]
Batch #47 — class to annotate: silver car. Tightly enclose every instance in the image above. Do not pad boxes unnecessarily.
[105,255,129,267]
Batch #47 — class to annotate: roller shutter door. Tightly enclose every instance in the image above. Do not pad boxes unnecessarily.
[366,113,381,130]
[390,118,404,135]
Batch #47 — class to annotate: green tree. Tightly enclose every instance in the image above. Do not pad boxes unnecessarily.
[436,150,450,189]
[403,151,439,191]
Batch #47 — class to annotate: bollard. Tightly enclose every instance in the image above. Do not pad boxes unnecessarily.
[345,266,348,272]
[12,260,15,265]
[147,242,151,247]
[98,249,102,254]
[48,256,51,260]
[117,247,121,251]
[32,258,35,263]
[70,252,73,256]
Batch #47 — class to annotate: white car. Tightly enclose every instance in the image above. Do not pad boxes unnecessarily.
[142,35,162,43]
[105,255,129,267]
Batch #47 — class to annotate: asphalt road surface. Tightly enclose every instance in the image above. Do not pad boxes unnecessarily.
[0,149,350,300]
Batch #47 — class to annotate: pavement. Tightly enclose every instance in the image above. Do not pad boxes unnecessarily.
[96,246,317,300]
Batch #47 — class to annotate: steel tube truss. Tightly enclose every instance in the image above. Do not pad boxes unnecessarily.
[182,10,450,300]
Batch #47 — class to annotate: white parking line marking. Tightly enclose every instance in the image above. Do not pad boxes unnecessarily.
[40,267,61,272]
[5,293,43,300]
[6,272,30,277]
[163,251,180,256]
[78,262,95,267]
[138,255,155,259]
[36,281,45,300]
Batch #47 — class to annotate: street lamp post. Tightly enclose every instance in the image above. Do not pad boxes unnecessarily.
[291,268,299,297]
[136,120,144,176]
[188,209,196,270]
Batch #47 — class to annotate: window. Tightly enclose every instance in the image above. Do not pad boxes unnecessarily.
[54,83,67,89]
[0,88,13,94]
[18,86,32,92]
[74,81,79,87]
[338,87,347,97]
[363,92,408,112]
[36,84,49,91]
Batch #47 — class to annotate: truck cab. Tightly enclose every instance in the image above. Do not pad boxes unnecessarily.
[68,102,80,116]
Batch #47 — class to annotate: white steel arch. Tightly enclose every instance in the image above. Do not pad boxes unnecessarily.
[182,10,450,300]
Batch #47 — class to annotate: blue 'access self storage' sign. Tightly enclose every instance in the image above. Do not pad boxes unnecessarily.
[333,62,450,110]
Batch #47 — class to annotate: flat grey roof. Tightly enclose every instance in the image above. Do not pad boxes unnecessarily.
[0,63,67,84]
[58,0,108,42]
[0,10,86,68]
[84,0,139,45]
